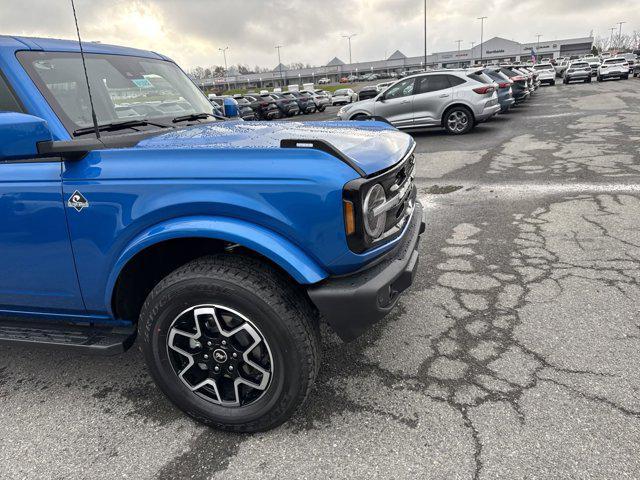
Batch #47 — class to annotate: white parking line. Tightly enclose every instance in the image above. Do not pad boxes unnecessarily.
[524,112,584,119]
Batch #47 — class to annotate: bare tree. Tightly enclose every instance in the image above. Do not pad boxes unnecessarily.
[617,33,633,51]
[630,31,640,51]
[190,66,205,79]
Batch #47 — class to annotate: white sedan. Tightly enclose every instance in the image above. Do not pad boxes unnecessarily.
[331,88,358,105]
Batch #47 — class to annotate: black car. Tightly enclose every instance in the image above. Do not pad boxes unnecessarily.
[243,94,281,120]
[358,85,379,101]
[498,67,530,104]
[269,93,301,116]
[281,91,316,114]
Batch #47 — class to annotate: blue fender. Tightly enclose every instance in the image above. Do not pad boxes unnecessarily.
[104,215,328,314]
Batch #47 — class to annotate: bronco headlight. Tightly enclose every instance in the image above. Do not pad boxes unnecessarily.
[363,184,387,238]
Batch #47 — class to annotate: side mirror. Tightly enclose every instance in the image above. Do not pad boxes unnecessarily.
[0,112,53,161]
[377,95,386,102]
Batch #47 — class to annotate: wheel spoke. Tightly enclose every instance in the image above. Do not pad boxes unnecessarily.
[167,305,273,407]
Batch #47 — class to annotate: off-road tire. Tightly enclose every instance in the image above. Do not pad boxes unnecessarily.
[139,254,321,432]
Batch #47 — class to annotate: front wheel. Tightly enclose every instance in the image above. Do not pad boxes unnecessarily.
[444,107,473,135]
[139,255,320,432]
[550,80,556,86]
[585,77,591,83]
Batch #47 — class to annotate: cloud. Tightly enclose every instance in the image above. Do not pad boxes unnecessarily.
[0,0,638,69]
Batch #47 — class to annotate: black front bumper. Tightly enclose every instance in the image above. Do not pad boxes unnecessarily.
[307,202,425,341]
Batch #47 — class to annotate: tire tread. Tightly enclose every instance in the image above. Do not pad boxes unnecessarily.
[139,254,320,432]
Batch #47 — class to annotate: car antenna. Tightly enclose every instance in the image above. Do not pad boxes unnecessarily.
[70,0,100,139]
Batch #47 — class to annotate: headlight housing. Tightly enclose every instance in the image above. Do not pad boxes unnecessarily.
[338,104,353,116]
[363,184,387,238]
[342,148,417,253]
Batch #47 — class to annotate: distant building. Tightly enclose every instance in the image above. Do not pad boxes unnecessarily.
[200,36,593,90]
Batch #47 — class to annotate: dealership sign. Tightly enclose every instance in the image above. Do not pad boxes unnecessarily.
[524,44,558,51]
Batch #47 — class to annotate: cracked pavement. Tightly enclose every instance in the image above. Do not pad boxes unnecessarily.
[1,79,640,479]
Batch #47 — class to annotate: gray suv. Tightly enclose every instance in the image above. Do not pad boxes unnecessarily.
[336,70,500,135]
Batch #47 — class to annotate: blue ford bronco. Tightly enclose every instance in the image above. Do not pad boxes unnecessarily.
[0,36,423,431]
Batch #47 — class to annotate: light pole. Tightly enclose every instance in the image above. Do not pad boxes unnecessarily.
[342,33,357,68]
[275,45,284,86]
[423,0,427,68]
[617,21,626,49]
[455,40,462,67]
[477,16,487,64]
[470,41,475,63]
[219,46,229,91]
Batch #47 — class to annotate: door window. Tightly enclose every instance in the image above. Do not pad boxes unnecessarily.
[383,78,416,99]
[0,71,22,113]
[416,75,454,94]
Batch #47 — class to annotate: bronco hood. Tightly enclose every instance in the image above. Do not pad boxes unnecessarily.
[134,121,414,176]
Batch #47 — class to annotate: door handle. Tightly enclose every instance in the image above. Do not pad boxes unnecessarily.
[401,99,411,104]
[439,94,450,98]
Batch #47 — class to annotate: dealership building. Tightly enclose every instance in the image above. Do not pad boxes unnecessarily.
[201,36,593,90]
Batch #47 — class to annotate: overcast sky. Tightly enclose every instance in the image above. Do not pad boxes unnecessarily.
[1,0,638,69]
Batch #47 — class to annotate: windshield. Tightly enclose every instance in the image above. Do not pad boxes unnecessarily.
[18,51,215,136]
[570,63,589,68]
[604,58,624,65]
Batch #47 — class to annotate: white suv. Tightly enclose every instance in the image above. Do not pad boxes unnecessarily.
[597,58,630,81]
[337,70,501,135]
[532,63,556,85]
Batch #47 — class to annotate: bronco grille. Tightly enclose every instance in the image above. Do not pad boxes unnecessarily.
[375,153,417,244]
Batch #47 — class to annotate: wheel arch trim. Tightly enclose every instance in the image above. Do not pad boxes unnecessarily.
[105,215,329,316]
[441,102,476,125]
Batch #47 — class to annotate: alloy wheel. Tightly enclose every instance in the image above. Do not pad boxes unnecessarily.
[167,305,273,407]
[447,111,469,133]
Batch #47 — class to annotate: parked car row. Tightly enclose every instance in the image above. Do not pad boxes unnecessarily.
[554,54,637,82]
[208,89,333,121]
[337,65,544,135]
[338,71,399,83]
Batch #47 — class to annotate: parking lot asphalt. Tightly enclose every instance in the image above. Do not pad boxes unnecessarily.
[1,79,640,480]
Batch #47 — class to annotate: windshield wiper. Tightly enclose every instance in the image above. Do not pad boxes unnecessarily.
[172,112,221,123]
[73,119,172,137]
